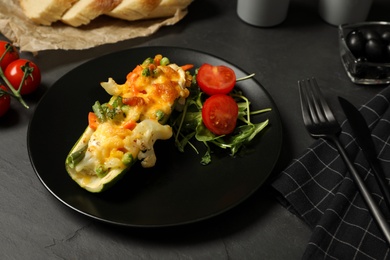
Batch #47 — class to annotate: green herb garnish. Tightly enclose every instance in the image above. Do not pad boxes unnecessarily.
[170,73,271,165]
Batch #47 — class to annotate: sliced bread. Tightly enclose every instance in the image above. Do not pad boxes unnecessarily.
[146,0,193,19]
[19,0,79,26]
[107,0,162,21]
[61,0,122,27]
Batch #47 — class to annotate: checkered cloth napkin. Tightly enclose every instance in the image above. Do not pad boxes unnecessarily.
[272,86,390,259]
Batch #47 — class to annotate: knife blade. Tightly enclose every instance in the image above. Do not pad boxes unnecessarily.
[338,96,390,211]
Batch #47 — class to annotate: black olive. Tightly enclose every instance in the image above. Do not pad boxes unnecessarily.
[361,28,381,40]
[365,38,386,62]
[346,30,365,58]
[382,31,390,43]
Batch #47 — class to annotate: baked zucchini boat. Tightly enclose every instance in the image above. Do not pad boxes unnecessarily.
[65,55,192,192]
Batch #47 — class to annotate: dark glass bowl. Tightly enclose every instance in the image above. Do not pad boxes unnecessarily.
[339,21,390,85]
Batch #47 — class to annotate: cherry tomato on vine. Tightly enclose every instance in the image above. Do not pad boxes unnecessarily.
[0,41,19,71]
[196,63,236,95]
[202,94,238,135]
[4,59,41,95]
[0,85,11,117]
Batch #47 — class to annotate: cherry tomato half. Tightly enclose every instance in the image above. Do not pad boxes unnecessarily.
[4,59,41,95]
[0,41,19,71]
[196,63,236,95]
[202,94,238,135]
[0,85,11,117]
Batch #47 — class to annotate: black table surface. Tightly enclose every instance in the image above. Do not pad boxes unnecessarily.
[2,0,390,259]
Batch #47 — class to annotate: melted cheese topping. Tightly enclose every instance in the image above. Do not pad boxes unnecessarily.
[101,63,189,122]
[75,58,191,178]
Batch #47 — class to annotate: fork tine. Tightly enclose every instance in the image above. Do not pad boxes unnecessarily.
[307,78,326,124]
[310,78,337,124]
[298,80,312,125]
[298,78,321,125]
[300,77,337,125]
[299,77,341,137]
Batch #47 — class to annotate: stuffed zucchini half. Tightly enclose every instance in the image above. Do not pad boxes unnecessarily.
[65,55,192,192]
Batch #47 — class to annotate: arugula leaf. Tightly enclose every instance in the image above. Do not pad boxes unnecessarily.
[200,142,212,165]
[170,73,271,165]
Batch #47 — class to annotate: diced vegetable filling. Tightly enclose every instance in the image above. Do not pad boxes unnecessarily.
[67,55,192,180]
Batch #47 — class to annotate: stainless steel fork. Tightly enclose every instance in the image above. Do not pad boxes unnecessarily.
[299,77,390,245]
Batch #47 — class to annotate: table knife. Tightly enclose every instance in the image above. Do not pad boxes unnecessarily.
[339,96,390,211]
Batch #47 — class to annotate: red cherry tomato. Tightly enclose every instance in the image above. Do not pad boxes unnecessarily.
[0,41,19,71]
[196,63,236,95]
[4,59,41,95]
[202,94,238,135]
[0,85,11,117]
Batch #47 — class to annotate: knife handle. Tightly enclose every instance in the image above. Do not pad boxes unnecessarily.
[331,136,390,245]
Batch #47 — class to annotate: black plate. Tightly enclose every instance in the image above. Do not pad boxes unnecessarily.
[28,47,282,227]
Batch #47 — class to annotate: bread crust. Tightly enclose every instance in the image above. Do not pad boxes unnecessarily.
[19,0,79,25]
[19,0,192,27]
[146,0,193,19]
[108,0,161,21]
[61,0,122,27]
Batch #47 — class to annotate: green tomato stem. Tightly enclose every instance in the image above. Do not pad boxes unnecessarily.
[0,44,30,109]
[0,88,18,99]
[0,44,13,63]
[0,67,29,109]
